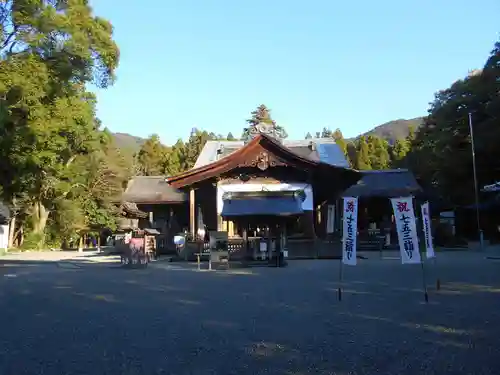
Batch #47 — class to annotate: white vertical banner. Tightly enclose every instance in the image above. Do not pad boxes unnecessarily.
[390,197,421,264]
[421,202,435,259]
[342,197,358,266]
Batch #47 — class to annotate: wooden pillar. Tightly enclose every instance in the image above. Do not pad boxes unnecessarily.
[217,214,223,231]
[189,188,195,238]
[242,224,248,263]
[149,210,154,228]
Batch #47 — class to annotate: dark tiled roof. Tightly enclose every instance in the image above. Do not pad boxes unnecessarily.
[287,145,321,162]
[218,144,321,163]
[122,176,187,203]
[342,169,422,198]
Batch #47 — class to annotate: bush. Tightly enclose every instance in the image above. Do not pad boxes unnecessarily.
[20,232,45,251]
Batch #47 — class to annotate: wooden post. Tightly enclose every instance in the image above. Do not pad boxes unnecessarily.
[242,224,248,265]
[189,188,195,239]
[149,211,154,228]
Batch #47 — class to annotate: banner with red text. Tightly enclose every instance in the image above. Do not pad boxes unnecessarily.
[342,197,358,266]
[390,197,421,264]
[421,202,435,259]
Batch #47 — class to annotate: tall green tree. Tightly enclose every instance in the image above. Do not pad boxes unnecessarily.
[390,138,410,165]
[332,129,347,155]
[182,128,217,170]
[242,104,288,141]
[0,0,119,242]
[321,127,332,138]
[353,136,372,170]
[366,135,390,169]
[163,139,185,176]
[137,134,168,176]
[407,39,500,205]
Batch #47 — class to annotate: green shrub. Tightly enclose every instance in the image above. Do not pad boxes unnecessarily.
[20,232,45,251]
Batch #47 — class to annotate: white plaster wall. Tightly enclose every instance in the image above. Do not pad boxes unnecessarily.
[0,224,9,249]
[217,183,314,213]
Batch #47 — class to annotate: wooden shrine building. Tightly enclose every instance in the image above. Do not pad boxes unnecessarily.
[166,123,361,259]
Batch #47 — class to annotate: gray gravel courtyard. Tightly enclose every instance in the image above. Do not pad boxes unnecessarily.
[1,252,499,374]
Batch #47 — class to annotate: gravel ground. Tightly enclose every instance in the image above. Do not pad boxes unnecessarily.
[1,253,499,375]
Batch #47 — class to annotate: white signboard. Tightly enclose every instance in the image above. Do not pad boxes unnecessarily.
[390,197,421,264]
[421,202,435,259]
[342,197,358,266]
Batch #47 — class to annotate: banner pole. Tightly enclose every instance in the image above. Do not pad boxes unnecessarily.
[433,256,441,290]
[338,257,344,301]
[414,195,428,303]
[420,257,429,303]
[422,201,440,291]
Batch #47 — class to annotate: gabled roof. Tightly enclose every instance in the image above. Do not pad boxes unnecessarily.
[167,134,360,189]
[194,138,349,169]
[122,176,187,204]
[342,169,422,198]
[121,202,148,218]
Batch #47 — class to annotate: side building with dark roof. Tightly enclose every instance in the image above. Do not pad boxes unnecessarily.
[119,176,188,253]
[341,169,423,246]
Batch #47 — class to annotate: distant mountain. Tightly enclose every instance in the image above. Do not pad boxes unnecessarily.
[112,132,145,153]
[358,117,425,143]
[110,116,426,153]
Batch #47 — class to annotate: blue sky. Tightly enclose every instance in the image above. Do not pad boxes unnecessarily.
[89,0,499,144]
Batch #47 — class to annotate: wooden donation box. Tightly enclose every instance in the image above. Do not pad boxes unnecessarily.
[209,231,229,265]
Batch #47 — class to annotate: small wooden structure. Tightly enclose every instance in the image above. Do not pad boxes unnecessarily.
[120,228,160,267]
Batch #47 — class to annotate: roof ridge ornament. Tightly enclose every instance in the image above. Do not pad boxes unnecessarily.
[243,122,287,144]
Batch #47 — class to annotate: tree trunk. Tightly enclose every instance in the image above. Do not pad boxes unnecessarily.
[32,201,49,234]
[8,215,16,248]
[18,225,24,247]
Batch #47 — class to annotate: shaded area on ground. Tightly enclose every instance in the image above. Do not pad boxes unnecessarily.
[1,253,500,374]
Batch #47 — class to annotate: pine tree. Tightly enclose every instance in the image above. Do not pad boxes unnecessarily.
[367,135,390,170]
[332,129,348,155]
[137,134,168,176]
[354,136,372,170]
[390,138,410,166]
[242,104,288,141]
[246,104,274,126]
[321,127,332,138]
